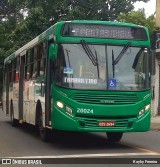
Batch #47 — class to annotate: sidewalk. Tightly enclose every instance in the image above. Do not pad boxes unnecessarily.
[151,116,160,130]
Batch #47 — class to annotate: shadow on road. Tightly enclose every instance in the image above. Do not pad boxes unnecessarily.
[49,131,128,150]
[5,121,129,151]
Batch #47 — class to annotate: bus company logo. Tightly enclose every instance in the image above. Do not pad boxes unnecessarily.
[100,100,115,104]
[2,159,12,164]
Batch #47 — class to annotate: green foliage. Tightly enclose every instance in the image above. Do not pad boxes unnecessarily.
[118,9,156,46]
[118,9,156,31]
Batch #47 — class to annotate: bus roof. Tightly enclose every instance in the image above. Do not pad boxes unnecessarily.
[66,20,146,28]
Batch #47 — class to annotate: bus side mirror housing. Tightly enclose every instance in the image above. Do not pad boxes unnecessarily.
[49,43,58,60]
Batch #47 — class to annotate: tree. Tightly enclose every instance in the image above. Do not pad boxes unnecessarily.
[0,0,152,58]
[22,0,149,22]
[118,9,156,31]
[0,0,27,21]
[6,0,150,48]
[118,9,157,47]
[0,0,27,51]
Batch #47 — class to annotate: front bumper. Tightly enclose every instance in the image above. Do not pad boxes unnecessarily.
[51,106,151,132]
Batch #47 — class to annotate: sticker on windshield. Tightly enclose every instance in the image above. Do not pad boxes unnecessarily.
[63,67,73,74]
[64,77,97,84]
[108,79,116,88]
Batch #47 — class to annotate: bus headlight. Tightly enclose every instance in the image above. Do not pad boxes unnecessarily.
[56,101,74,117]
[138,104,150,118]
[138,109,145,118]
[145,104,150,111]
[56,101,64,109]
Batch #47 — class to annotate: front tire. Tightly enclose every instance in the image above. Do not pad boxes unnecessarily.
[106,132,123,143]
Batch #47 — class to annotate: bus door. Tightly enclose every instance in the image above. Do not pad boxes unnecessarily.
[19,54,25,120]
[45,41,53,126]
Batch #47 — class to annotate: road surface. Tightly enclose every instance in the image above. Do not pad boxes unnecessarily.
[0,109,160,166]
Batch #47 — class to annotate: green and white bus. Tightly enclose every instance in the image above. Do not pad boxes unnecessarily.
[2,20,152,142]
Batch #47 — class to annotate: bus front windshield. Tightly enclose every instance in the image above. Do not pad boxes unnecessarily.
[54,43,150,91]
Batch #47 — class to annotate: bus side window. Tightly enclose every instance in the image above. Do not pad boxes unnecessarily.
[37,42,46,77]
[30,48,34,79]
[54,45,65,84]
[12,58,17,82]
[25,48,34,80]
[9,62,12,83]
[32,46,38,78]
[15,57,20,82]
[8,58,17,84]
[25,52,30,80]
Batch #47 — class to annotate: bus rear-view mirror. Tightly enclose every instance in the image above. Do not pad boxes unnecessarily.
[49,43,58,60]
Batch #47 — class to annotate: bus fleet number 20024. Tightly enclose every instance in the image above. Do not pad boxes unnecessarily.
[77,108,94,114]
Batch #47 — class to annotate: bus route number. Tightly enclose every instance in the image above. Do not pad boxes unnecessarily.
[77,108,94,114]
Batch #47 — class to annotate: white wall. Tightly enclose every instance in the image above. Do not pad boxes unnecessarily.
[151,57,159,116]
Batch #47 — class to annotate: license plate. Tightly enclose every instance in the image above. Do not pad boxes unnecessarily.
[98,121,115,127]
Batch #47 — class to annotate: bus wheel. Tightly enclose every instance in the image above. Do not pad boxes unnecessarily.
[38,112,48,142]
[106,132,123,143]
[10,103,18,127]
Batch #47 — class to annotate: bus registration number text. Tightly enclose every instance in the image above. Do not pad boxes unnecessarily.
[98,121,115,127]
[77,108,94,114]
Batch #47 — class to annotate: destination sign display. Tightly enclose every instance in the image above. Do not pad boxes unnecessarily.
[62,23,148,40]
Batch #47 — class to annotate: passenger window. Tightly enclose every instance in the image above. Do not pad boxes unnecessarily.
[9,58,17,83]
[24,42,46,80]
[32,47,38,78]
[37,42,46,77]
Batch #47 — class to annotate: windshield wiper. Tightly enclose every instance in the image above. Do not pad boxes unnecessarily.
[112,50,115,78]
[95,49,100,78]
[113,42,131,66]
[80,39,99,78]
[80,40,97,66]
